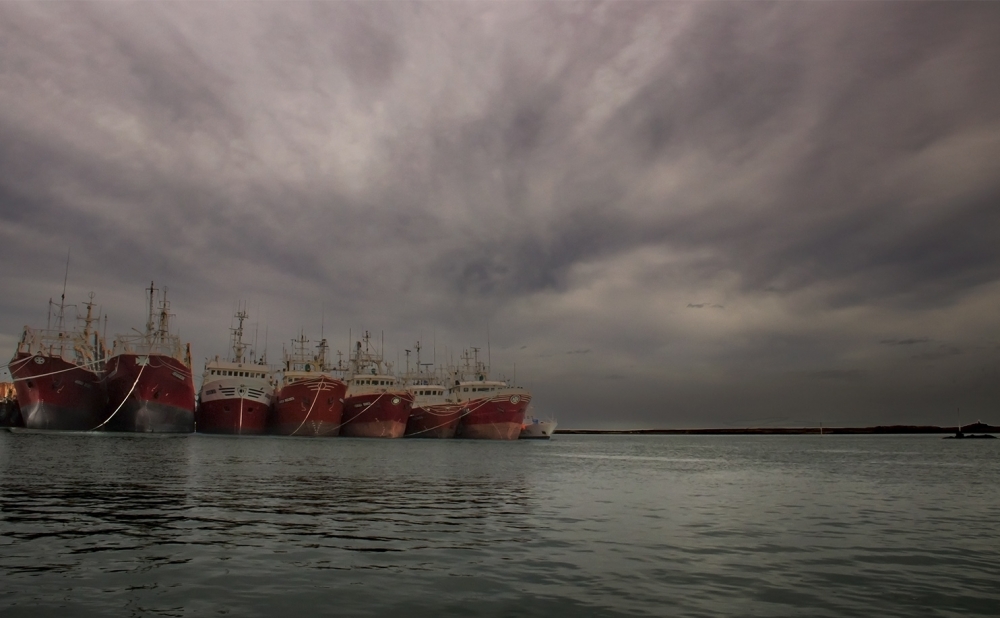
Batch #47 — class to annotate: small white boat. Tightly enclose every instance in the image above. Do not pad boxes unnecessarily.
[519,416,557,439]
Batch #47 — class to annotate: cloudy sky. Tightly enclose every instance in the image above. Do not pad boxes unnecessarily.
[1,1,998,428]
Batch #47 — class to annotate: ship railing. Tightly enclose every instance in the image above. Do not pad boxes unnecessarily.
[16,327,103,367]
[113,332,183,358]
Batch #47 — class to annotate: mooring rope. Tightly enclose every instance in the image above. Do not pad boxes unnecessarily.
[90,360,146,431]
[288,378,326,437]
[332,390,389,431]
[1,355,36,373]
[6,356,105,381]
[403,397,492,437]
[403,405,468,437]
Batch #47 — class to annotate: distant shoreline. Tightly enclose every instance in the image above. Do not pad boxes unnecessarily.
[555,423,998,435]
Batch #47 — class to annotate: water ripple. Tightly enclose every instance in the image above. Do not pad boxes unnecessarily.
[1,433,998,616]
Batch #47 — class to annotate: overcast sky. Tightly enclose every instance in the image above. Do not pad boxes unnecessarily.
[1,1,998,428]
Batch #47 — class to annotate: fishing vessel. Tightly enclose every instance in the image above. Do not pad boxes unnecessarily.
[103,282,195,433]
[340,331,413,438]
[403,341,464,438]
[196,308,273,435]
[520,415,557,439]
[8,291,108,431]
[270,332,347,436]
[451,348,531,440]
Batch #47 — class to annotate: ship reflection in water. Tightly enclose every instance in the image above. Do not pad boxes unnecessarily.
[0,433,554,618]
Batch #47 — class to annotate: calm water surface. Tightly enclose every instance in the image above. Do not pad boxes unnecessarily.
[0,432,997,617]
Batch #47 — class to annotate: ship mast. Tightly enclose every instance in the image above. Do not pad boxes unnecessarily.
[156,287,174,350]
[82,293,96,338]
[315,334,328,371]
[145,281,157,340]
[57,250,70,336]
[293,331,302,368]
[82,292,101,364]
[231,307,248,363]
[51,250,71,358]
[471,347,482,380]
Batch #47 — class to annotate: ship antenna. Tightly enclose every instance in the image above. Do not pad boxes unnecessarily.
[146,281,157,338]
[487,322,491,375]
[58,248,70,334]
[232,303,248,363]
[263,324,269,364]
[255,302,262,362]
[253,315,260,364]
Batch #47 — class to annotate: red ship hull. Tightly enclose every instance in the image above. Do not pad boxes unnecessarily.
[405,402,465,439]
[456,394,531,440]
[340,391,413,438]
[8,353,106,431]
[196,398,269,435]
[104,353,195,433]
[271,376,347,437]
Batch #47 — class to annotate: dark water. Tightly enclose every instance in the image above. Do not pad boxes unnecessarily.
[1,432,997,617]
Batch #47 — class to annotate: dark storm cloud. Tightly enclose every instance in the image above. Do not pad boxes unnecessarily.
[416,2,1000,316]
[1,1,999,427]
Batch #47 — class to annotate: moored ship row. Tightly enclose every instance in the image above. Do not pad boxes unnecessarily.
[340,332,413,438]
[10,293,106,431]
[5,283,539,439]
[104,283,195,433]
[449,348,532,440]
[197,307,273,435]
[270,331,346,436]
[404,342,464,439]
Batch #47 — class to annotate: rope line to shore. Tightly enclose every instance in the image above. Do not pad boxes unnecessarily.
[403,406,469,438]
[331,390,389,432]
[403,397,492,437]
[5,356,106,381]
[289,379,326,437]
[4,350,189,383]
[90,361,146,431]
[1,356,36,373]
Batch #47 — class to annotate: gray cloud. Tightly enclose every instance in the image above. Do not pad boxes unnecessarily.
[911,346,963,362]
[1,1,999,428]
[799,369,867,382]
